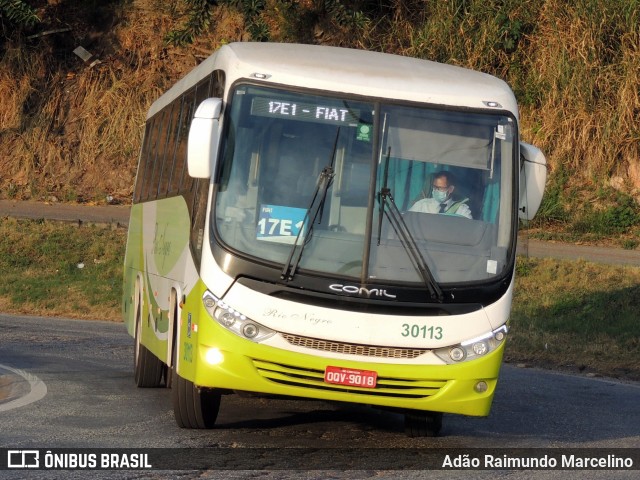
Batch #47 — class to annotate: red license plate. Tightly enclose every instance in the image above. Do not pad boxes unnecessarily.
[324,366,377,388]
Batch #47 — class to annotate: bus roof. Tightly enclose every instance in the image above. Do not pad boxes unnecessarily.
[148,42,518,119]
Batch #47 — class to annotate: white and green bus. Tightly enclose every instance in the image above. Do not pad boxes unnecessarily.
[123,42,546,436]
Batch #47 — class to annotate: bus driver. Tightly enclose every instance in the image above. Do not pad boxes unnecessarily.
[409,171,472,219]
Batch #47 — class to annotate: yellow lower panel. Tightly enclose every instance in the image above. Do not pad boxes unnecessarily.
[192,326,505,417]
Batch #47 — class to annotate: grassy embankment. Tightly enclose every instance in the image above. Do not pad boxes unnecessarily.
[0,219,124,321]
[1,0,639,248]
[1,218,638,381]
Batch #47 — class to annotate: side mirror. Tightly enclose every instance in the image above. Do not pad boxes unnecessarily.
[187,98,223,179]
[519,142,547,220]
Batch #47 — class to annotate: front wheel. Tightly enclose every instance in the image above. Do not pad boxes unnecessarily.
[171,368,221,429]
[404,411,443,437]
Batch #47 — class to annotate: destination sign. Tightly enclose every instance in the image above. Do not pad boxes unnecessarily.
[251,97,360,125]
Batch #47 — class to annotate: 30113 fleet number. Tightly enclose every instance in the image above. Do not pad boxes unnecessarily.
[401,323,443,340]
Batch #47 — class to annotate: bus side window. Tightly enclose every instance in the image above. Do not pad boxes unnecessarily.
[175,88,196,194]
[156,102,177,198]
[134,122,152,203]
[141,114,162,201]
[167,95,185,195]
[212,70,225,98]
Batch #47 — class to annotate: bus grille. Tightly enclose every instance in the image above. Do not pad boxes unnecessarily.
[281,333,429,359]
[252,359,447,399]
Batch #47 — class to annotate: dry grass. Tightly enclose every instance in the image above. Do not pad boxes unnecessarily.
[0,0,639,224]
[359,0,640,220]
[523,0,640,185]
[0,45,43,131]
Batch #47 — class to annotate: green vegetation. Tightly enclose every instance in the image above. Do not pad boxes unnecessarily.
[0,0,39,28]
[0,218,125,320]
[525,184,640,248]
[1,218,638,381]
[511,257,640,380]
[0,1,638,246]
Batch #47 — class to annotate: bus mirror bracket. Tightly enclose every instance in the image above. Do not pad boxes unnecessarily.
[188,97,223,179]
[518,142,547,221]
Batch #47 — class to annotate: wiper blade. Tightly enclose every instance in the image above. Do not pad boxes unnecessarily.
[376,145,442,301]
[378,188,444,302]
[281,166,334,281]
[281,129,340,281]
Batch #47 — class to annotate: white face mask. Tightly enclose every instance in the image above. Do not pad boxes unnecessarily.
[433,189,448,203]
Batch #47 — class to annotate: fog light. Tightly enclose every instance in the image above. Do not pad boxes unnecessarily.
[474,381,488,393]
[472,341,488,356]
[205,348,224,365]
[204,297,216,309]
[449,347,465,362]
[220,312,236,327]
[495,331,505,342]
[243,323,259,338]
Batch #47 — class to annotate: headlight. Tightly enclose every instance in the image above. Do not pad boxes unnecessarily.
[434,325,508,364]
[202,291,276,343]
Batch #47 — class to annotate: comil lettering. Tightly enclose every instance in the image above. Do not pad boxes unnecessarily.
[329,284,397,299]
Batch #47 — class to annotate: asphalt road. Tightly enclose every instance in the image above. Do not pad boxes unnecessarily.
[0,314,638,479]
[1,200,639,478]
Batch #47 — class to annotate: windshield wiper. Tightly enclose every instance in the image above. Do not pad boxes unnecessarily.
[377,148,443,302]
[281,129,340,281]
[378,189,444,302]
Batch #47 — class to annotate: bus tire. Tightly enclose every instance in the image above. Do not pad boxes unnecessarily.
[404,411,443,437]
[134,302,164,387]
[171,368,221,429]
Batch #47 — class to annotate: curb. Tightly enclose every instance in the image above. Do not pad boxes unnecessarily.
[0,368,31,405]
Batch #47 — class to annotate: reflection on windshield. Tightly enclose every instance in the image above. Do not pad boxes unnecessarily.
[214,85,515,286]
[281,129,340,281]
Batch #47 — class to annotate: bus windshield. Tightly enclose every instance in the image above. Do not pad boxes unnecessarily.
[214,84,515,285]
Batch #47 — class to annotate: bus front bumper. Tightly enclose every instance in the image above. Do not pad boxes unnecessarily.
[189,330,506,417]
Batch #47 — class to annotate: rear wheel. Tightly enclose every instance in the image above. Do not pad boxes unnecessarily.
[133,288,164,387]
[404,411,443,437]
[171,368,221,428]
